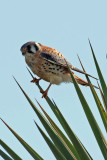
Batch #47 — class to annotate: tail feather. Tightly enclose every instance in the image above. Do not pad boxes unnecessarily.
[74,75,88,86]
[73,75,99,89]
[71,67,98,80]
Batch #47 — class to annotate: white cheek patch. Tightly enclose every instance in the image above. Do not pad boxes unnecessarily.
[31,45,36,53]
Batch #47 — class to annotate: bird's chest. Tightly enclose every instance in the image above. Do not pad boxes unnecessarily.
[25,55,40,74]
[25,55,67,82]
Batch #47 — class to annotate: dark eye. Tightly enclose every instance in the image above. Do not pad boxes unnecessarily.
[27,45,34,53]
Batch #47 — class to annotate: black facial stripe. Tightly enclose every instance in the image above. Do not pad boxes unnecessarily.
[28,50,34,53]
[34,44,39,51]
[27,45,34,53]
[27,45,31,50]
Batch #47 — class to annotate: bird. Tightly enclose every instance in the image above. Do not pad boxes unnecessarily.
[20,41,98,98]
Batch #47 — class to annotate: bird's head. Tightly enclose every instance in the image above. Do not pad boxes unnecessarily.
[20,41,41,56]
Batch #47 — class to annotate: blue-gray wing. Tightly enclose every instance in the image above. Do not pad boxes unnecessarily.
[40,52,73,68]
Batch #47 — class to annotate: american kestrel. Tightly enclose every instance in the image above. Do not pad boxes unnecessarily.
[20,41,97,98]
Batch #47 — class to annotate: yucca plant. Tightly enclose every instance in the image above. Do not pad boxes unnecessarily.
[1,41,107,160]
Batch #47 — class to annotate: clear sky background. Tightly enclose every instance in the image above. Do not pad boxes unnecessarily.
[0,0,107,160]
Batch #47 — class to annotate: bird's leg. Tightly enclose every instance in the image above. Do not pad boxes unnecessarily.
[40,83,52,98]
[31,77,41,84]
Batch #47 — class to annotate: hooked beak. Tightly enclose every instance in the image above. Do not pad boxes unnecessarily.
[22,52,26,56]
[20,45,27,56]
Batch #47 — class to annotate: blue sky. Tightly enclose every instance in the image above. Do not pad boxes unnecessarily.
[0,0,107,160]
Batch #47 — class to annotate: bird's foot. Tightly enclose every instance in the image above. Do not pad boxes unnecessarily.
[40,89,48,99]
[31,78,41,84]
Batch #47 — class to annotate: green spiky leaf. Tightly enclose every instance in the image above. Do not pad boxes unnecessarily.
[0,119,43,160]
[66,61,107,159]
[0,149,13,160]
